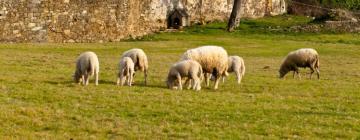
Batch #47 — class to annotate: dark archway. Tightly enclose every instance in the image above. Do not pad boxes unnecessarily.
[173,17,181,29]
[167,9,189,29]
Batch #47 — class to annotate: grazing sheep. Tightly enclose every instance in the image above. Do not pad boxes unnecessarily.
[180,45,228,90]
[121,48,148,85]
[117,57,135,86]
[222,56,246,84]
[279,48,320,79]
[73,51,99,86]
[167,60,203,91]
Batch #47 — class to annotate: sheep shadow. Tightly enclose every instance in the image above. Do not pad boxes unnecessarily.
[44,80,73,85]
[44,79,116,86]
[135,83,165,89]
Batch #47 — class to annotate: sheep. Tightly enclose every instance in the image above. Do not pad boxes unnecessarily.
[73,51,99,86]
[166,60,203,91]
[120,48,148,85]
[279,48,320,79]
[117,57,135,86]
[222,56,246,84]
[180,45,228,90]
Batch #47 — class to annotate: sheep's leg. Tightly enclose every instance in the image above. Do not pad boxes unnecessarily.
[195,78,201,91]
[144,69,148,85]
[177,73,182,90]
[204,73,210,87]
[316,68,320,79]
[120,73,125,86]
[126,75,131,86]
[292,71,296,79]
[222,76,226,83]
[131,72,136,84]
[81,75,85,85]
[296,70,301,80]
[84,74,89,85]
[192,76,201,91]
[95,72,99,86]
[116,73,121,85]
[184,78,192,89]
[129,73,133,86]
[214,75,220,90]
[189,73,196,90]
[235,70,241,84]
[309,67,315,80]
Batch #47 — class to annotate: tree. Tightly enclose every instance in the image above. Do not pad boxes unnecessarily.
[227,0,242,32]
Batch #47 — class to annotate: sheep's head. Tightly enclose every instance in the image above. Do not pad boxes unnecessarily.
[166,77,179,89]
[279,66,288,79]
[73,72,81,83]
[166,79,174,89]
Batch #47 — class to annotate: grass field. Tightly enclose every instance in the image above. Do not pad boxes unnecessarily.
[0,15,359,139]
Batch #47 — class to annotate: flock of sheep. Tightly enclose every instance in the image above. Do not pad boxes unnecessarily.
[73,45,320,91]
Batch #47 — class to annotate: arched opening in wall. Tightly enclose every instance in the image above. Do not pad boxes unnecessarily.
[173,17,181,29]
[168,9,189,29]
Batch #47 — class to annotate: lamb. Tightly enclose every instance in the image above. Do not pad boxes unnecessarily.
[117,57,135,86]
[73,51,99,86]
[120,48,148,85]
[222,56,246,84]
[180,45,228,90]
[166,60,203,91]
[279,48,320,79]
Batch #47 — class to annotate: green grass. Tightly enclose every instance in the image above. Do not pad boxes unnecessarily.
[0,16,360,139]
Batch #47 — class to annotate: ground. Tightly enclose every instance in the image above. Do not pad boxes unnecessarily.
[0,15,359,139]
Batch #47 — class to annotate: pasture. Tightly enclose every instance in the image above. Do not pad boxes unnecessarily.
[0,15,359,139]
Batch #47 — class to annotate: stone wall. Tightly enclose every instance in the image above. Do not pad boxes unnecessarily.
[0,0,286,43]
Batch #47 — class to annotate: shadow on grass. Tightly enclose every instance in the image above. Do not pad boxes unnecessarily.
[44,79,116,86]
[44,80,73,85]
[135,83,165,89]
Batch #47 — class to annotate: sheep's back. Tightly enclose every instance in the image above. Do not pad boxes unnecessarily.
[284,48,318,67]
[181,46,228,73]
[77,51,99,74]
[121,48,148,70]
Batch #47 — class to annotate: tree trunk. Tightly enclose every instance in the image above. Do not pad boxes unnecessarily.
[227,0,242,32]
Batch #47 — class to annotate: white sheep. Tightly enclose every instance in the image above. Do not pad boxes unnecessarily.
[117,57,135,86]
[121,48,149,85]
[180,45,228,90]
[166,60,203,91]
[279,48,320,79]
[222,56,246,84]
[73,51,99,86]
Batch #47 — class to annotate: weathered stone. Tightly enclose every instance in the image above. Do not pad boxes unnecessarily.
[63,30,71,35]
[0,0,286,43]
[13,30,20,34]
[32,26,43,31]
[28,23,36,28]
[67,39,75,43]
